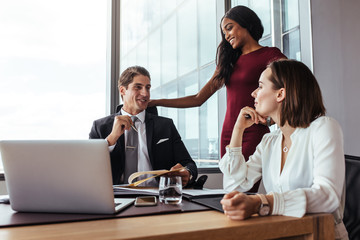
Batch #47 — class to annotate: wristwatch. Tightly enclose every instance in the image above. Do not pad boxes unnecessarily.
[257,194,270,216]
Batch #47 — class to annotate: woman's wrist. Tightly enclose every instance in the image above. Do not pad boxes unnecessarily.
[265,194,274,215]
[233,121,246,131]
[229,127,244,148]
[148,99,158,107]
[250,194,262,215]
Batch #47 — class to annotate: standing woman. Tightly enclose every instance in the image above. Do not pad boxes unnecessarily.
[149,6,286,173]
[220,59,348,240]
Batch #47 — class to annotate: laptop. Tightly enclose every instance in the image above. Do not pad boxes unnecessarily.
[0,139,134,214]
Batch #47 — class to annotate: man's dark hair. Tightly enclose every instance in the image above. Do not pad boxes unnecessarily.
[118,66,151,88]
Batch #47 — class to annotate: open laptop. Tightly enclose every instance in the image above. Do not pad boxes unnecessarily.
[0,140,134,214]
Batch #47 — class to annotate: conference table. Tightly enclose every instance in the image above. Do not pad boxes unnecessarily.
[0,210,334,240]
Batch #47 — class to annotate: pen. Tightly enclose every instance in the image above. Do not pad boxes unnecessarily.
[121,124,138,133]
[131,124,138,133]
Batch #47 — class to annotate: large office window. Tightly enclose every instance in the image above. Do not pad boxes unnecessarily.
[0,1,108,173]
[119,0,219,168]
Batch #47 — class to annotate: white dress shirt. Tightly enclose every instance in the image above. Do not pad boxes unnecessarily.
[220,116,345,220]
[108,109,156,186]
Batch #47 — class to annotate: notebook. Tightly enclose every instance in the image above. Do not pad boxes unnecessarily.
[0,139,134,214]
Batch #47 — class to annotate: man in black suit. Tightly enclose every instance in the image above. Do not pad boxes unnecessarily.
[89,66,197,186]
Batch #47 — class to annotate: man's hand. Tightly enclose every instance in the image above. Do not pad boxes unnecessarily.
[220,191,261,220]
[106,115,133,146]
[170,163,191,187]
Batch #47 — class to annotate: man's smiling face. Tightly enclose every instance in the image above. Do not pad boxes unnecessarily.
[120,74,151,115]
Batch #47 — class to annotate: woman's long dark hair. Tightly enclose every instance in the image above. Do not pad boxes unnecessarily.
[212,6,264,88]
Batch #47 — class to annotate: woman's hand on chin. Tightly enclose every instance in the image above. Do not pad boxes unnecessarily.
[234,107,267,130]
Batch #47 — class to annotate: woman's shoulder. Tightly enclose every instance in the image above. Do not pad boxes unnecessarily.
[310,116,341,129]
[308,116,343,137]
[257,47,286,63]
[268,47,286,57]
[261,128,281,144]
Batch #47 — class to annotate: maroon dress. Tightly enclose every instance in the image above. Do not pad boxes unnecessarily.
[221,47,286,160]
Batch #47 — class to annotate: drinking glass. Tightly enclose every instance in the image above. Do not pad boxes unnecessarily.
[159,176,182,204]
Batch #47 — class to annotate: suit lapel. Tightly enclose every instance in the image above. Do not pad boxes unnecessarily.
[145,112,154,166]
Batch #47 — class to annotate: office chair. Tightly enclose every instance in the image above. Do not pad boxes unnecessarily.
[343,155,360,240]
[188,175,208,189]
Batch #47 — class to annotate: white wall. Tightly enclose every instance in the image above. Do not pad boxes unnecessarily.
[311,0,360,156]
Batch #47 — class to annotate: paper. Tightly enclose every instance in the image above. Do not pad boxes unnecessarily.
[113,186,159,195]
[127,167,186,187]
[113,187,227,199]
[182,189,227,197]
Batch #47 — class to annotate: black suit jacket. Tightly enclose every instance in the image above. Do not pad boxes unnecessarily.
[89,110,197,185]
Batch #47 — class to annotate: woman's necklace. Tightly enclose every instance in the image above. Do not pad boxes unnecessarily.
[282,136,289,153]
[283,145,289,153]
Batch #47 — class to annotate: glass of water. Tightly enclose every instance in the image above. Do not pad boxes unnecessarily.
[159,176,182,204]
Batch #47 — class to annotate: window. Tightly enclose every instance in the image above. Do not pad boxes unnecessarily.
[281,0,301,60]
[119,0,219,168]
[0,1,108,173]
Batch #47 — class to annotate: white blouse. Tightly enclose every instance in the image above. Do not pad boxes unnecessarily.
[219,116,345,218]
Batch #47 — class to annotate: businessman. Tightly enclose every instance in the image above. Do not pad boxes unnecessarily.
[89,66,197,186]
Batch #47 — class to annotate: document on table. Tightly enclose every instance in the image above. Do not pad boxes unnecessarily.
[113,186,159,196]
[113,187,226,196]
[182,189,227,212]
[182,189,227,199]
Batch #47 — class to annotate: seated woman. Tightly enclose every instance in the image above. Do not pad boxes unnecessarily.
[219,59,348,239]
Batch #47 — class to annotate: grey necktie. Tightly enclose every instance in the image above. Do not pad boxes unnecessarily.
[124,116,138,184]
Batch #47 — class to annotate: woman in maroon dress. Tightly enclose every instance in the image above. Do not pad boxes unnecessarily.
[149,6,285,190]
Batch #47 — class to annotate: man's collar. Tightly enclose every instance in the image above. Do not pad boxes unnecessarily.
[120,108,146,123]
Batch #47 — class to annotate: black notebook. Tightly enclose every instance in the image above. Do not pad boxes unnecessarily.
[190,195,224,212]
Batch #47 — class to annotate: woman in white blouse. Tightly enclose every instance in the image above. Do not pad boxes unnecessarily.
[219,59,348,239]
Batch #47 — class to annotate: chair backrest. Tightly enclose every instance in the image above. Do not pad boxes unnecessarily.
[344,155,360,240]
[115,105,158,116]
